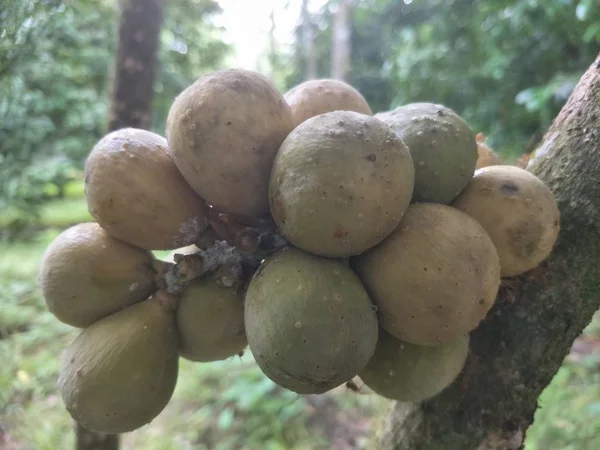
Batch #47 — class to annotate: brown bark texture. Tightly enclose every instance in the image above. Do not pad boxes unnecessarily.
[76,424,119,450]
[108,0,164,131]
[374,53,600,450]
[77,0,163,449]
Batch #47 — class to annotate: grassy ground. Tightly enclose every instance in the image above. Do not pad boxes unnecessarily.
[1,182,599,449]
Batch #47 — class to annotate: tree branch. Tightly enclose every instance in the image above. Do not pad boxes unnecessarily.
[375,53,600,450]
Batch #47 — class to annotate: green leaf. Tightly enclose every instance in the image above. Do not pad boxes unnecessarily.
[583,23,600,43]
[588,402,600,416]
[217,408,235,430]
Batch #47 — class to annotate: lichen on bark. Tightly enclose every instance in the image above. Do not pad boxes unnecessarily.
[374,53,600,450]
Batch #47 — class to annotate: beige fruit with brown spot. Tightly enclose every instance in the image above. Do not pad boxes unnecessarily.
[353,203,501,346]
[40,222,156,328]
[166,69,294,219]
[451,165,560,277]
[176,275,247,362]
[284,79,372,127]
[84,128,209,250]
[269,110,414,258]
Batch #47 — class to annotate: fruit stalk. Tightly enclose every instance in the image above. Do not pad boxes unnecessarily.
[157,223,288,295]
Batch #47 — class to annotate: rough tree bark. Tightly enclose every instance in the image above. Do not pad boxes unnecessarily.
[107,0,163,131]
[77,1,164,449]
[331,0,352,81]
[375,53,600,449]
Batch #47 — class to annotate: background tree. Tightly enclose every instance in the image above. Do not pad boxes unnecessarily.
[107,0,164,131]
[331,0,352,80]
[301,0,318,80]
[283,0,600,160]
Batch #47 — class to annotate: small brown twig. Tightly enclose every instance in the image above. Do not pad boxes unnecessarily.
[157,222,288,296]
[155,289,181,312]
[195,227,222,249]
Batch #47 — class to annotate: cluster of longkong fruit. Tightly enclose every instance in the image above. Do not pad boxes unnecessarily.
[39,69,560,434]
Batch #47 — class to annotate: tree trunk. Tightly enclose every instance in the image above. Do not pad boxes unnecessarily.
[375,53,600,449]
[76,425,119,450]
[301,0,317,80]
[77,1,164,449]
[331,0,352,81]
[107,0,164,131]
[268,9,278,81]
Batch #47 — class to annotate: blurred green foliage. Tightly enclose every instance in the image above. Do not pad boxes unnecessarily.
[0,0,104,228]
[526,356,600,450]
[0,0,229,236]
[284,0,600,161]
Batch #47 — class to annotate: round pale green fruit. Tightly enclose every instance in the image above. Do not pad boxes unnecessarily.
[359,329,469,402]
[269,110,414,258]
[58,295,179,434]
[451,165,560,277]
[353,203,500,346]
[244,247,378,394]
[284,78,372,127]
[176,275,247,362]
[376,103,477,204]
[40,222,156,328]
